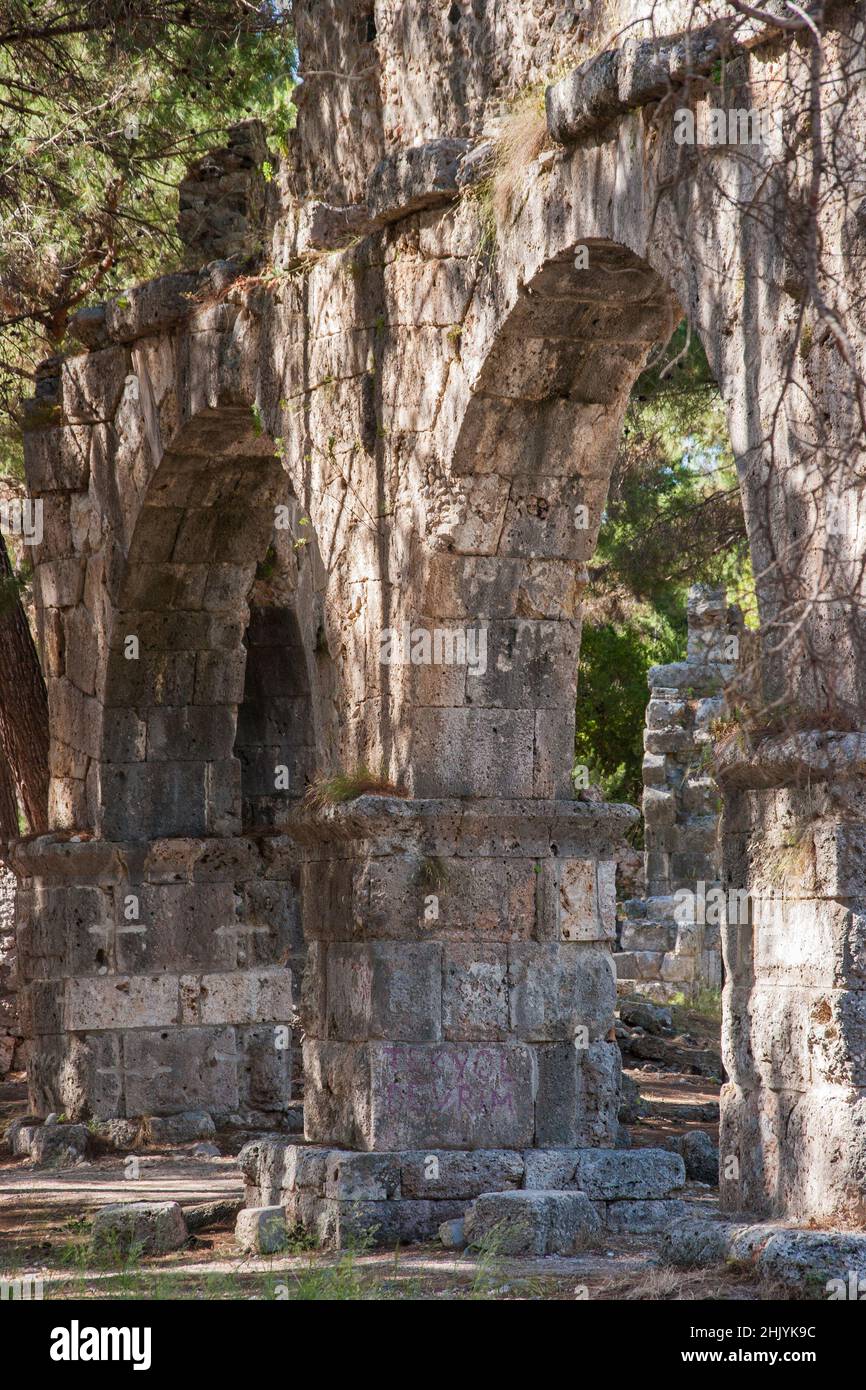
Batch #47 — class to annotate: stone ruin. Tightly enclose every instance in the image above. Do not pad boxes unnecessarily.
[0,865,19,1076]
[615,585,742,1002]
[8,0,866,1242]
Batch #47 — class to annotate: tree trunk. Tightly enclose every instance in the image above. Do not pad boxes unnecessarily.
[0,748,18,843]
[0,533,48,832]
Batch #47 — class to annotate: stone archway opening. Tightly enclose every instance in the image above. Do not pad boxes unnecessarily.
[17,409,309,1126]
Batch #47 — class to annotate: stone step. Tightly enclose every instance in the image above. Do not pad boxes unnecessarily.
[237,1141,687,1247]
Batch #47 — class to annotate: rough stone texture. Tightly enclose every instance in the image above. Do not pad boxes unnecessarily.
[235,1205,288,1254]
[464,1190,602,1256]
[615,587,741,1001]
[663,1215,866,1295]
[239,1139,684,1247]
[10,1117,90,1166]
[10,1,866,1236]
[142,1111,216,1145]
[672,1130,719,1185]
[90,1200,188,1256]
[0,866,20,1074]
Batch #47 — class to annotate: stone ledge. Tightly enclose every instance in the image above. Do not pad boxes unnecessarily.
[546,9,800,146]
[284,795,639,854]
[663,1214,866,1294]
[238,1139,687,1248]
[715,729,866,790]
[240,1140,684,1206]
[366,139,472,226]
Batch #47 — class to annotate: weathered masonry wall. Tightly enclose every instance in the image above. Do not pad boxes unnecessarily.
[616,587,740,1001]
[13,0,866,1232]
[0,865,19,1075]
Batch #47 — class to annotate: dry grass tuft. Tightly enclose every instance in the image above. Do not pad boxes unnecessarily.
[489,93,550,224]
[303,765,406,809]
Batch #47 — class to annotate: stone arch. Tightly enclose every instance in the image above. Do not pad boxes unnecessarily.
[17,392,331,1123]
[97,410,290,841]
[392,238,682,802]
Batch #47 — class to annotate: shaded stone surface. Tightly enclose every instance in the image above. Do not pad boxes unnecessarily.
[10,0,866,1237]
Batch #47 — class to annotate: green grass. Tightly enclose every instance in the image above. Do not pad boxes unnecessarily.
[303,765,406,809]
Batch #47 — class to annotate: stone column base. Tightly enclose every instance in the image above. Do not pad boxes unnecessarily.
[239,1139,687,1248]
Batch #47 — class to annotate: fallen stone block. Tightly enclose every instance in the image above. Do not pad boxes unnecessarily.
[91,1201,188,1256]
[438,1216,466,1249]
[618,999,673,1034]
[28,1123,90,1166]
[235,1206,288,1254]
[9,1118,89,1166]
[94,1118,141,1149]
[672,1130,719,1184]
[464,1190,602,1257]
[8,1116,41,1156]
[663,1215,866,1295]
[760,1230,866,1294]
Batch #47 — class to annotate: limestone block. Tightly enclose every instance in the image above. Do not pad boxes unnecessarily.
[645,728,693,755]
[187,967,293,1028]
[238,1136,295,1205]
[142,1111,215,1145]
[546,51,622,144]
[660,952,694,983]
[123,1027,240,1116]
[91,1201,187,1256]
[647,699,686,729]
[534,1038,620,1147]
[290,1195,466,1249]
[399,1149,525,1200]
[572,1148,685,1200]
[814,822,866,898]
[465,1190,602,1256]
[63,974,179,1032]
[62,347,128,424]
[235,1205,288,1254]
[442,945,509,1040]
[403,708,535,799]
[103,273,198,343]
[367,139,470,224]
[326,942,442,1042]
[620,920,675,952]
[643,787,676,829]
[323,1151,401,1201]
[605,1198,688,1233]
[508,942,615,1041]
[673,1130,720,1183]
[558,858,614,941]
[367,1041,536,1150]
[24,425,91,492]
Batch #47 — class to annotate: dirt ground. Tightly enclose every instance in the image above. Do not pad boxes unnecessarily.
[0,1002,786,1301]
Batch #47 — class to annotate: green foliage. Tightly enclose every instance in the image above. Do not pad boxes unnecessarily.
[575,327,755,808]
[0,1,295,442]
[574,609,681,807]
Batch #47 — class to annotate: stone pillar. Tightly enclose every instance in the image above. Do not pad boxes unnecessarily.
[615,586,741,1000]
[0,865,20,1076]
[12,834,297,1125]
[718,737,866,1225]
[260,794,634,1241]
